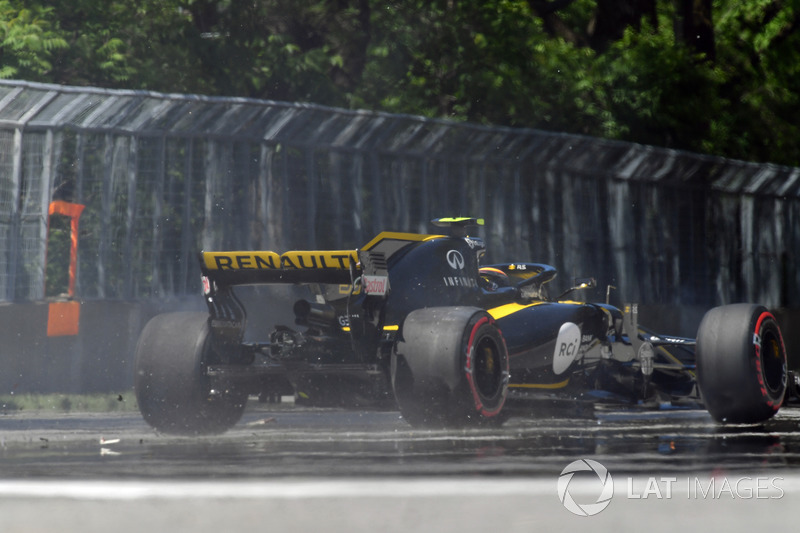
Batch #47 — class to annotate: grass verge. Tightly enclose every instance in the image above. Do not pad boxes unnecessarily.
[0,391,138,413]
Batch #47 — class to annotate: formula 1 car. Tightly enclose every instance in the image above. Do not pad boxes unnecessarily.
[134,218,791,434]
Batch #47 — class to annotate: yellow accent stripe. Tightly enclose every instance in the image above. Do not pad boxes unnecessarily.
[342,325,399,333]
[436,217,485,225]
[488,301,545,320]
[339,284,361,295]
[509,379,570,390]
[361,232,443,251]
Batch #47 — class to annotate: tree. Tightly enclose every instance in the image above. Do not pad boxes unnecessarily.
[710,0,800,164]
[0,0,798,165]
[146,0,371,103]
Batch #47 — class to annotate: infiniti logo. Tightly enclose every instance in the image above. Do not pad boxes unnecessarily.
[446,250,465,270]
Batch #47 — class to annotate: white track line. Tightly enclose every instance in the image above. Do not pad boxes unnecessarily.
[4,474,800,501]
[0,478,554,500]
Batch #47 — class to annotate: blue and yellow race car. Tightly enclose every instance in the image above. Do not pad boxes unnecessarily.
[134,218,791,434]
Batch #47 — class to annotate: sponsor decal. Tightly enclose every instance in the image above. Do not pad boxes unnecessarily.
[281,251,354,269]
[205,251,279,270]
[363,275,389,296]
[443,276,478,288]
[204,250,357,271]
[464,237,484,250]
[446,250,465,270]
[338,315,359,327]
[553,322,581,375]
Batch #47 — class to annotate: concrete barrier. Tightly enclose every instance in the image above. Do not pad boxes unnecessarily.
[0,298,203,394]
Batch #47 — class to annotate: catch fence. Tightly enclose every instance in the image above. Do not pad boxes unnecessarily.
[0,79,798,308]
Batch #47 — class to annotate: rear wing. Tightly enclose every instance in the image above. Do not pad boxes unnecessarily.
[200,250,359,285]
[199,231,446,288]
[199,249,359,344]
[198,228,457,344]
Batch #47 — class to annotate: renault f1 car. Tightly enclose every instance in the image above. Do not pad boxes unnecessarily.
[134,218,791,434]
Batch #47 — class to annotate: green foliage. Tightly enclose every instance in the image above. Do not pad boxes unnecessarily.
[0,0,797,165]
[45,0,204,89]
[711,0,800,164]
[0,391,137,412]
[0,1,67,79]
[581,10,727,149]
[356,1,587,128]
[355,0,799,165]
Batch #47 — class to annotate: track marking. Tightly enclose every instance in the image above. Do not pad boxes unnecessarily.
[0,478,555,501]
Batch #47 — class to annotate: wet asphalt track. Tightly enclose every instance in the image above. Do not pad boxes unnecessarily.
[2,402,800,532]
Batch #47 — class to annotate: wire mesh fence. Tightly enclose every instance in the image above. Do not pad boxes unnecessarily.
[0,79,799,308]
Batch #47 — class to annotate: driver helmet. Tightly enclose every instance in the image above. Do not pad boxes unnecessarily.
[479,267,509,291]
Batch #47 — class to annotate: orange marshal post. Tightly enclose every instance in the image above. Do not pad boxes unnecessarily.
[46,200,85,337]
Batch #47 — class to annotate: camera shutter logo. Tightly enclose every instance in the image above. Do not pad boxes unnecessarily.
[557,459,614,516]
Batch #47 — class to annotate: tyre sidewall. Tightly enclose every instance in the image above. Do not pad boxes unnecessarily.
[134,312,246,434]
[696,304,787,423]
[393,307,509,427]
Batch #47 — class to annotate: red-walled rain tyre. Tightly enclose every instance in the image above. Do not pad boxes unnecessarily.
[134,312,247,435]
[696,304,787,424]
[392,307,510,428]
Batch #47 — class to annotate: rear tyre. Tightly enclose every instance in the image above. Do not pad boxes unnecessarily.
[392,307,509,428]
[134,312,247,435]
[696,304,787,423]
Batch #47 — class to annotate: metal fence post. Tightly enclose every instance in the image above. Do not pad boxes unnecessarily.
[6,128,22,300]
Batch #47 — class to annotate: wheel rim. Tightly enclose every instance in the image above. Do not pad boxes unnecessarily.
[464,315,508,418]
[759,321,786,396]
[474,336,503,399]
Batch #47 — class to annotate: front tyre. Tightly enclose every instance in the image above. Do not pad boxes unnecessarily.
[392,307,509,428]
[134,312,247,435]
[696,304,787,424]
